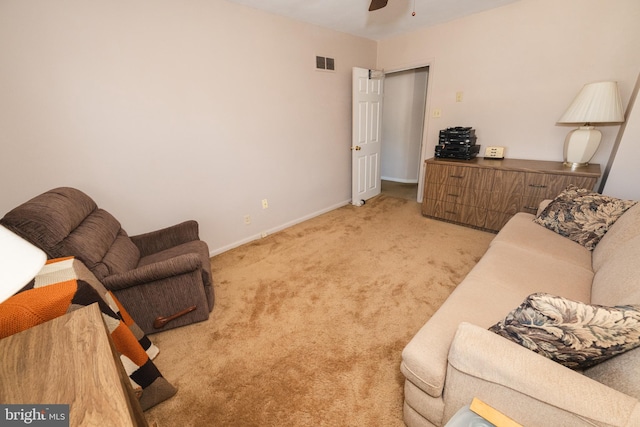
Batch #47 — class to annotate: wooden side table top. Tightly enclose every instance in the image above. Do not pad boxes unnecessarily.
[0,304,147,427]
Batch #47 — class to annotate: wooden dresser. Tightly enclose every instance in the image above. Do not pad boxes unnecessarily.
[422,157,601,232]
[0,304,148,427]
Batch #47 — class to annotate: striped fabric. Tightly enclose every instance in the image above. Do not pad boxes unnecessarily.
[0,257,176,410]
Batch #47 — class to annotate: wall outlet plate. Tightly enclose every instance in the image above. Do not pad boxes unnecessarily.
[484,146,505,159]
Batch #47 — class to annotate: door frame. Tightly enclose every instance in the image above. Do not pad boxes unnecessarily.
[382,60,434,204]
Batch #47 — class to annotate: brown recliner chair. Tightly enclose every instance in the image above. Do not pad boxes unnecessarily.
[1,187,214,334]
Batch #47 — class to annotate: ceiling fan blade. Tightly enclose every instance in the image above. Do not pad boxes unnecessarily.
[369,0,388,12]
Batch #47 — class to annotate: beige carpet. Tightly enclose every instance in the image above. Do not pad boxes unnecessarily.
[145,195,494,427]
[381,180,419,201]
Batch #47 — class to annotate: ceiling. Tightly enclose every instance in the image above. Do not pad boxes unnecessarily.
[225,0,522,41]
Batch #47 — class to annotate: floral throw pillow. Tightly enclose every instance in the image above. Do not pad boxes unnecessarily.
[489,293,640,369]
[534,185,637,250]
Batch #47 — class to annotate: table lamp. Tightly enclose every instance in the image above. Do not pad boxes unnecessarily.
[557,81,625,168]
[0,225,47,303]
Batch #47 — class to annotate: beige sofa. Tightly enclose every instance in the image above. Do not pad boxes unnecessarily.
[401,202,640,427]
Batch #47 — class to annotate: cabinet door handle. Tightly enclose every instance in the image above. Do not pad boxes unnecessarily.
[447,193,460,197]
[523,206,538,210]
[445,210,457,214]
[449,175,464,179]
[528,184,547,188]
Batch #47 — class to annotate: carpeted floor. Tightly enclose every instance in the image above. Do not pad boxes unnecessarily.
[145,195,494,426]
[381,180,418,201]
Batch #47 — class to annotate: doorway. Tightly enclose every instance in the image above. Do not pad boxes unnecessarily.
[380,66,429,202]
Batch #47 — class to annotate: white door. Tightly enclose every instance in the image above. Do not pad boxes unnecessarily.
[352,67,384,206]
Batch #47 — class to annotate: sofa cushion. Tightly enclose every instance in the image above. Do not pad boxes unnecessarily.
[58,209,140,280]
[489,293,640,369]
[533,185,637,250]
[403,380,445,427]
[0,187,97,251]
[591,234,640,307]
[466,242,593,302]
[490,212,592,270]
[593,203,640,272]
[101,229,142,277]
[584,347,640,400]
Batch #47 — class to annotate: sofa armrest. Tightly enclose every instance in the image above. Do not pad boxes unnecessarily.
[130,220,200,257]
[444,322,640,427]
[537,199,552,216]
[102,253,202,291]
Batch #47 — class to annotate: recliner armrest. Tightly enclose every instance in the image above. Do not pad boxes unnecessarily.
[445,322,640,427]
[103,253,202,291]
[130,220,200,256]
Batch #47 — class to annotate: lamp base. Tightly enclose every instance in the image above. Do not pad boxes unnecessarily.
[563,126,601,168]
[563,161,590,169]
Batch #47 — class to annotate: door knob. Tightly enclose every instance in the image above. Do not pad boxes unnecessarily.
[350,146,362,151]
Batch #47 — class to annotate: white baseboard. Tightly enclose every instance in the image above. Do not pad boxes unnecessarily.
[209,198,351,256]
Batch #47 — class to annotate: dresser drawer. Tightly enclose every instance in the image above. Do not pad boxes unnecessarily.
[426,163,493,189]
[489,192,522,215]
[424,184,490,209]
[422,200,487,228]
[547,175,598,195]
[520,196,544,214]
[523,173,555,198]
[492,170,525,194]
[488,169,524,214]
[524,173,598,200]
[484,210,515,231]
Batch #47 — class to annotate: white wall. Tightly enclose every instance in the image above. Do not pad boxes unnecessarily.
[602,74,640,200]
[377,0,640,189]
[381,68,428,183]
[3,0,639,258]
[0,0,376,254]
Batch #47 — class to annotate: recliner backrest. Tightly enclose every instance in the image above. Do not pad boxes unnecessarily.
[1,187,140,280]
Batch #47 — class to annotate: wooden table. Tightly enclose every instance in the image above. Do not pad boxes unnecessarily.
[0,304,148,427]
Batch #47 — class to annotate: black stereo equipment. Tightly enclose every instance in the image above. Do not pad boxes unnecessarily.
[435,144,480,160]
[435,127,479,160]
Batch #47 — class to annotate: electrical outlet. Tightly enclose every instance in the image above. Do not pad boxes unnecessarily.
[244,215,251,225]
[262,199,269,209]
[432,108,442,118]
[456,92,463,102]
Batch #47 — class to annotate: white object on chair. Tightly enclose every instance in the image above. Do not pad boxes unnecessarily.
[0,225,47,303]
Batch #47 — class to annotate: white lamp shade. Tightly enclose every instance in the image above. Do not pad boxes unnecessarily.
[0,226,47,303]
[558,81,625,124]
